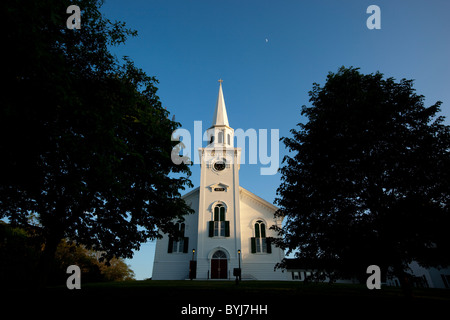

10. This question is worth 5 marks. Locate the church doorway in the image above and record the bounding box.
[211,250,228,279]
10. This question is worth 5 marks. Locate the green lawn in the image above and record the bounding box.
[8,281,449,317]
[70,279,450,301]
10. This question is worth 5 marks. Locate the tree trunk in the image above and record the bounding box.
[394,266,414,299]
[37,235,61,288]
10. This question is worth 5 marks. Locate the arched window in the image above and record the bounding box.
[212,250,227,259]
[214,204,226,222]
[218,131,223,143]
[210,135,214,144]
[255,220,266,253]
[227,134,231,145]
[208,203,230,237]
[251,220,271,253]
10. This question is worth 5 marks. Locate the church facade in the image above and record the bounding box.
[152,81,288,280]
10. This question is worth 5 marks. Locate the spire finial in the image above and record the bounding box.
[211,79,229,127]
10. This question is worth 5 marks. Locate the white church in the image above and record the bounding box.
[152,81,289,280]
[152,81,450,288]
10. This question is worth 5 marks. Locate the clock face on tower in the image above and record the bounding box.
[213,158,226,171]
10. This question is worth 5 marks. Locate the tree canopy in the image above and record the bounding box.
[0,222,134,287]
[274,67,450,286]
[1,0,193,283]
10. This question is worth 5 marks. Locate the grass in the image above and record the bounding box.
[8,281,450,317]
[67,279,450,299]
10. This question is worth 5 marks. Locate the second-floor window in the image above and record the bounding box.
[209,203,230,237]
[251,220,271,253]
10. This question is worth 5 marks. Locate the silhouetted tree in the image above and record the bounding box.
[274,67,450,293]
[1,0,192,285]
[0,222,42,287]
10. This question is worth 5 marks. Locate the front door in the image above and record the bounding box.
[211,250,228,279]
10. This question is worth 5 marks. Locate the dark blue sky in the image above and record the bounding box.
[99,0,450,279]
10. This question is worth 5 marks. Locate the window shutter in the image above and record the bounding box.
[183,237,189,253]
[209,221,214,237]
[251,237,256,253]
[168,237,173,253]
[266,238,272,254]
[224,221,230,237]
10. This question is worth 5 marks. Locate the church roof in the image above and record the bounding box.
[211,80,229,127]
[239,187,279,213]
[181,186,279,213]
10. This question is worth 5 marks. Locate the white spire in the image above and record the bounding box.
[212,79,229,127]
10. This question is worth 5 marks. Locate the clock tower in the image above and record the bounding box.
[195,80,242,279]
[152,79,287,281]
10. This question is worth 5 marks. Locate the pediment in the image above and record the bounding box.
[207,182,230,192]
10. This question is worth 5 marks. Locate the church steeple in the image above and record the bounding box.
[212,79,229,127]
[207,79,234,147]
